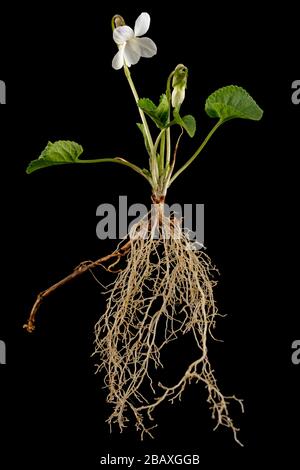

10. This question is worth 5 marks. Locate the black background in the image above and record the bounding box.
[0,1,299,467]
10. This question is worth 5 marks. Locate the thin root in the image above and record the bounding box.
[93,206,243,444]
[23,240,131,332]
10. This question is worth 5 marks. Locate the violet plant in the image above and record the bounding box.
[24,12,263,445]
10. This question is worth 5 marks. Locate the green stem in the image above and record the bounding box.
[162,128,183,195]
[165,71,174,173]
[159,131,166,175]
[77,157,152,185]
[153,129,164,155]
[166,127,171,171]
[169,119,224,186]
[124,67,153,146]
[124,65,158,186]
[123,65,158,187]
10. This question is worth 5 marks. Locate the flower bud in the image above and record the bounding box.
[171,64,188,108]
[111,14,125,31]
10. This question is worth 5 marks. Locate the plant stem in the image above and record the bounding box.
[77,157,152,184]
[159,131,166,175]
[166,127,171,171]
[123,66,158,187]
[165,71,174,173]
[162,128,183,195]
[154,129,164,155]
[153,129,166,182]
[169,119,224,186]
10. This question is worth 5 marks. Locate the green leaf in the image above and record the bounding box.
[173,109,196,137]
[156,94,169,127]
[182,115,196,137]
[136,123,151,154]
[205,85,263,122]
[138,95,169,129]
[138,98,157,115]
[27,140,83,174]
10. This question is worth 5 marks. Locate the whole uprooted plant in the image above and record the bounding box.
[24,12,263,445]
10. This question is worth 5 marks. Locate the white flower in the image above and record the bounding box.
[112,12,157,70]
[172,87,186,109]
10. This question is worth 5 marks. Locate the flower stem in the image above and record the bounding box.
[169,119,224,186]
[165,71,174,172]
[123,65,158,187]
[162,128,183,193]
[159,131,166,175]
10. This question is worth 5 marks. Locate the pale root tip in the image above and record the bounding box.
[23,322,35,333]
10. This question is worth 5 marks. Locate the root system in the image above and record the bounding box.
[93,204,243,444]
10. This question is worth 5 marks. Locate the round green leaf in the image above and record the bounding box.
[205,85,263,122]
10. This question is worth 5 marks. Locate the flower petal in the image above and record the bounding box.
[112,47,125,70]
[172,87,185,108]
[113,26,134,45]
[124,39,141,67]
[136,37,157,58]
[134,12,150,37]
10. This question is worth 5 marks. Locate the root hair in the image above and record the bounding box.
[93,205,243,444]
